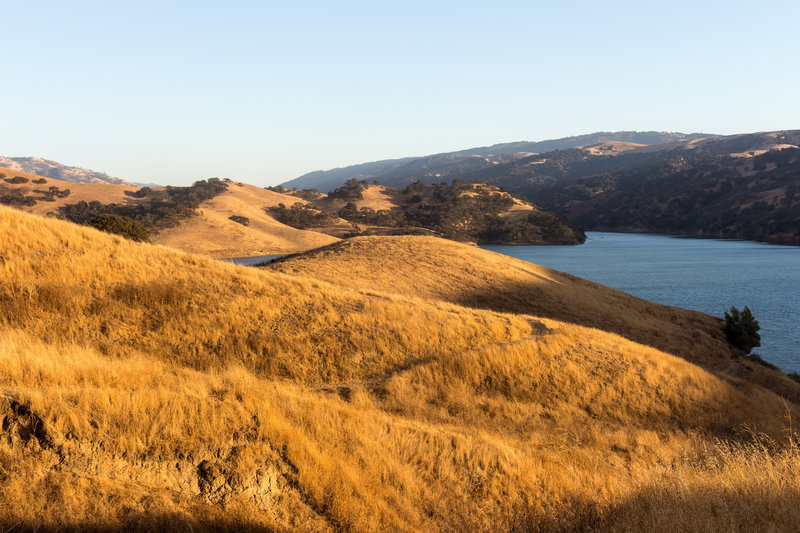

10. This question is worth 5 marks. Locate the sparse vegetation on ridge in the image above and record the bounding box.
[57,178,229,231]
[317,180,586,244]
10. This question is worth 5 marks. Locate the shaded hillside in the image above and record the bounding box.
[0,156,138,185]
[281,131,711,191]
[450,131,800,245]
[2,206,800,531]
[543,147,800,244]
[276,179,586,244]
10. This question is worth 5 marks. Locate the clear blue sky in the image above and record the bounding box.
[2,1,798,186]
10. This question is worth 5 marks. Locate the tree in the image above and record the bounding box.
[87,214,150,242]
[723,306,761,353]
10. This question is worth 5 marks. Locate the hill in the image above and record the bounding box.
[464,131,800,245]
[0,156,138,185]
[2,206,800,531]
[281,131,712,192]
[274,180,586,245]
[0,168,342,256]
[1,168,582,253]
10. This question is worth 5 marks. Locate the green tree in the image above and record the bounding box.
[87,214,150,242]
[723,306,761,353]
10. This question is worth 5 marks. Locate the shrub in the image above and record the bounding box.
[228,215,250,226]
[0,191,38,207]
[32,178,47,184]
[60,179,228,230]
[268,202,333,229]
[723,306,761,353]
[87,214,150,242]
[328,178,367,200]
[4,176,29,184]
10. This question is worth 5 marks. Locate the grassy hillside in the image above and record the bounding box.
[0,156,136,185]
[269,236,800,401]
[2,206,800,531]
[275,180,586,245]
[0,168,342,256]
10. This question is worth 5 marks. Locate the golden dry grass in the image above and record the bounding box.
[0,170,345,257]
[2,206,800,531]
[152,182,346,256]
[270,236,800,402]
[0,166,139,215]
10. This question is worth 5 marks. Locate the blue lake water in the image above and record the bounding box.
[224,255,283,266]
[482,232,800,373]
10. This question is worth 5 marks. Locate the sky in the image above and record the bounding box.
[2,0,798,186]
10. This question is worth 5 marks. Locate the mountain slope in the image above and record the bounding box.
[2,206,800,531]
[0,156,137,185]
[467,131,800,245]
[281,131,712,192]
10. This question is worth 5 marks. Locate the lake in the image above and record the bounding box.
[224,255,284,266]
[482,232,800,373]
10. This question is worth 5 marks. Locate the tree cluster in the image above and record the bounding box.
[268,202,333,229]
[59,178,229,230]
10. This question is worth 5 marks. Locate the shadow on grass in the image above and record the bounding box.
[0,515,277,532]
[451,279,800,404]
[508,485,800,533]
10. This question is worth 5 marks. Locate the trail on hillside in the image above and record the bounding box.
[313,319,548,394]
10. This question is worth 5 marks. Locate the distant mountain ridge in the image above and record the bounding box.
[462,130,800,245]
[0,156,139,186]
[282,131,714,191]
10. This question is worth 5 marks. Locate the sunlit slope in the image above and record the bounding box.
[153,182,344,256]
[2,207,800,531]
[0,172,343,256]
[0,166,138,214]
[0,206,528,385]
[270,236,800,400]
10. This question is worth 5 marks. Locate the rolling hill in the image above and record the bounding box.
[465,131,800,244]
[282,129,800,245]
[1,167,585,253]
[0,156,139,185]
[281,131,711,192]
[0,168,344,256]
[2,206,800,530]
[278,179,586,245]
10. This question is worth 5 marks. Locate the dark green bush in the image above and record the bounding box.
[4,176,29,184]
[0,189,38,207]
[60,179,228,230]
[32,178,47,184]
[228,215,250,226]
[268,202,333,229]
[328,178,367,200]
[87,214,150,242]
[723,306,761,353]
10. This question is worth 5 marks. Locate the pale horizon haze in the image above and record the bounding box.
[2,0,798,186]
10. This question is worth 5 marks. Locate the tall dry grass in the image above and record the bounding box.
[270,235,800,401]
[2,206,800,531]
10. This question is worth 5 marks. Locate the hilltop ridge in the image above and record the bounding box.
[282,131,711,192]
[0,156,139,186]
